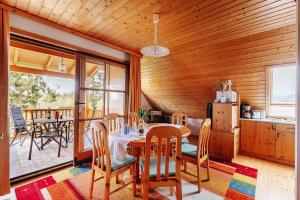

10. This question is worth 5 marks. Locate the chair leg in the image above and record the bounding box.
[169,187,174,196]
[58,136,62,157]
[20,133,29,146]
[41,137,43,150]
[116,174,120,184]
[206,158,210,181]
[28,132,34,160]
[104,175,110,200]
[10,133,19,146]
[142,181,149,200]
[132,165,137,197]
[89,168,95,199]
[197,163,202,193]
[176,178,182,200]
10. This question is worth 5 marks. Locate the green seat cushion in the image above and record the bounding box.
[182,143,197,157]
[97,155,137,171]
[182,137,189,144]
[141,156,176,178]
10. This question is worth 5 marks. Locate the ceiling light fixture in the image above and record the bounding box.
[141,14,170,57]
[59,57,67,73]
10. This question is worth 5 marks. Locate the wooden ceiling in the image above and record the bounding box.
[9,42,103,79]
[1,0,296,54]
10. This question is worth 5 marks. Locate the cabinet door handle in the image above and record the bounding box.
[277,132,280,139]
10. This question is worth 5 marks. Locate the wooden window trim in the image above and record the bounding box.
[266,63,296,119]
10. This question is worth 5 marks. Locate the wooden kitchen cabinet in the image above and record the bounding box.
[209,128,240,162]
[240,120,294,166]
[212,103,238,131]
[240,120,276,158]
[275,124,295,165]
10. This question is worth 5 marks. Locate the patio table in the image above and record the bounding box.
[28,117,74,159]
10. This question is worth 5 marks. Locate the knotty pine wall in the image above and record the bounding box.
[141,24,296,118]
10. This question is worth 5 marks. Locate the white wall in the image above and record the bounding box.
[9,13,129,61]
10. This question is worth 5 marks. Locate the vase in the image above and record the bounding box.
[138,118,144,135]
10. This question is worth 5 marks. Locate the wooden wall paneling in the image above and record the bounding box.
[142,24,296,118]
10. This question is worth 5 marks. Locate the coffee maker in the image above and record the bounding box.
[241,104,252,119]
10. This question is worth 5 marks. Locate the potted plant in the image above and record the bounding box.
[137,108,150,134]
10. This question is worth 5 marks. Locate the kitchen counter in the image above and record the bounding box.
[240,118,296,125]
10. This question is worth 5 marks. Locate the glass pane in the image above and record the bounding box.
[80,59,105,89]
[106,63,126,91]
[105,92,125,115]
[79,120,95,151]
[271,65,296,104]
[79,90,104,119]
[269,105,295,118]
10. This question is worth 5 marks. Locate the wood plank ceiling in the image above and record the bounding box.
[1,0,297,117]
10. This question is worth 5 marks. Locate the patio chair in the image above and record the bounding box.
[10,106,41,159]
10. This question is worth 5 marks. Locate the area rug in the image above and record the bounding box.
[13,161,257,200]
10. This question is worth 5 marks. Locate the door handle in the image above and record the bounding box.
[0,132,3,140]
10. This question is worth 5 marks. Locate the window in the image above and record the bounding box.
[267,64,296,118]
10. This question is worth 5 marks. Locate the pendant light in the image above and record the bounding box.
[141,14,170,57]
[59,57,67,73]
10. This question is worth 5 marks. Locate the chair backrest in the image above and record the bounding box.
[128,112,138,128]
[144,126,182,182]
[106,113,120,134]
[31,109,47,124]
[171,112,188,127]
[197,118,212,160]
[90,120,111,173]
[10,107,26,129]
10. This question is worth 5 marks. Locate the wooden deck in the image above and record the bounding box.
[10,132,92,179]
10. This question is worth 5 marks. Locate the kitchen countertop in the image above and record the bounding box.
[240,117,296,125]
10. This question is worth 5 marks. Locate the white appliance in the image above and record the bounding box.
[216,91,237,103]
[252,110,266,119]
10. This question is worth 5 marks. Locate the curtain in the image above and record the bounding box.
[0,8,10,195]
[129,54,141,112]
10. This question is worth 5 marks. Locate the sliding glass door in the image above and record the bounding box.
[74,53,128,163]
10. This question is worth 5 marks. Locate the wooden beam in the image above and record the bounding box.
[13,48,19,65]
[0,3,141,57]
[10,40,75,59]
[10,65,74,79]
[44,55,53,70]
[88,64,102,78]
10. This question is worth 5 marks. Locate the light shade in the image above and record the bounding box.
[59,62,67,73]
[141,45,170,57]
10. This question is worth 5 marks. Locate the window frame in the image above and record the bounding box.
[266,63,296,119]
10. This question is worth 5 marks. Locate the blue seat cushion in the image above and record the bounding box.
[182,143,197,157]
[97,155,137,171]
[141,156,176,178]
[182,137,189,144]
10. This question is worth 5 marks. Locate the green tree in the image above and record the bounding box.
[88,68,104,117]
[9,72,58,109]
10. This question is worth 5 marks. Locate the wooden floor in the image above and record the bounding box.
[188,135,295,200]
[233,155,295,200]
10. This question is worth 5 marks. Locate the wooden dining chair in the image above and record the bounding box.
[172,112,189,144]
[181,118,211,193]
[89,121,137,200]
[128,112,138,129]
[106,113,120,134]
[141,126,182,200]
[171,112,188,127]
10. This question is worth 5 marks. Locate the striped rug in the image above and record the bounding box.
[13,161,257,200]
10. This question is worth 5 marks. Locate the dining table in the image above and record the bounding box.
[108,123,191,187]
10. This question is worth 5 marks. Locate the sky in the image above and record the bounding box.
[43,76,75,94]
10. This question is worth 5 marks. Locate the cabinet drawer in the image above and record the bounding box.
[276,124,295,133]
